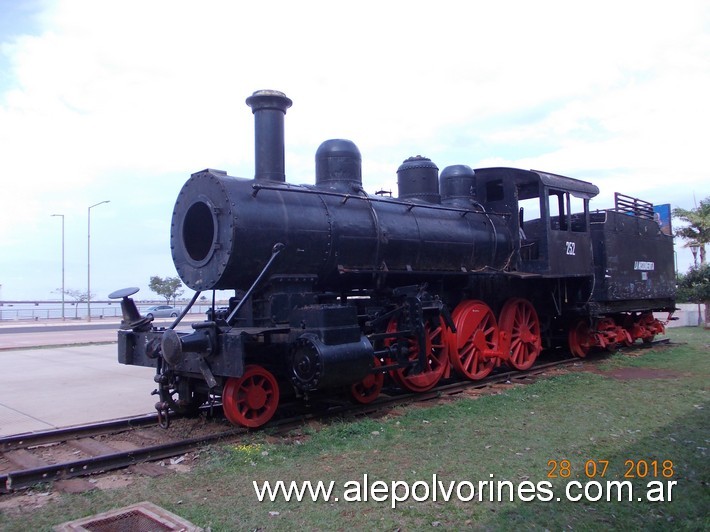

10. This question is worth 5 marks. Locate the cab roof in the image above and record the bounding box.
[474,167,600,200]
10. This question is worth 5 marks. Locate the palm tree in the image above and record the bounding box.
[673,197,710,265]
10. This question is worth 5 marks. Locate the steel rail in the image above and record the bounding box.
[2,428,241,492]
[0,413,161,453]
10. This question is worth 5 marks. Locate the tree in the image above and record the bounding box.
[149,276,184,305]
[673,197,710,265]
[676,264,710,328]
[54,288,91,319]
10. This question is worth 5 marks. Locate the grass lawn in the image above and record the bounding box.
[1,327,708,531]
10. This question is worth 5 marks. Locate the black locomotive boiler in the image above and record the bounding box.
[112,90,675,428]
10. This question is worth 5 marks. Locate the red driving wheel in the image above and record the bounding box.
[386,317,449,392]
[448,300,498,380]
[499,298,541,370]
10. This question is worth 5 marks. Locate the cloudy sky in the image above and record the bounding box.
[1,0,708,301]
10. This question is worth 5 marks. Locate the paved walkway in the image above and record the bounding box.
[0,318,174,437]
[0,344,156,436]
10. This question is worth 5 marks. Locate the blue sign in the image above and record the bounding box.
[653,204,672,236]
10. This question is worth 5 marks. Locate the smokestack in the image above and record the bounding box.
[245,90,293,182]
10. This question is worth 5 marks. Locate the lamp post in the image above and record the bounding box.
[690,243,701,326]
[88,200,110,322]
[51,214,65,321]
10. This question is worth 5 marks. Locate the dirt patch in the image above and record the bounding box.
[54,478,96,493]
[91,473,136,490]
[0,491,59,515]
[583,366,684,380]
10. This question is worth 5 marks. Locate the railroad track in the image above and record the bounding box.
[1,343,665,493]
[0,415,242,493]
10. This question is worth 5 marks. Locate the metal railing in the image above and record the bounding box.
[0,303,215,321]
[612,192,655,220]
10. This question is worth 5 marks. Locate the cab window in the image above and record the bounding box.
[549,190,568,230]
[549,189,587,232]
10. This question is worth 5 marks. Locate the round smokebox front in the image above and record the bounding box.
[171,170,235,291]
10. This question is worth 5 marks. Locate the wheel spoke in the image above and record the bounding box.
[461,342,478,373]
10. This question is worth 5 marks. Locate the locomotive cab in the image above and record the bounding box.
[473,168,599,277]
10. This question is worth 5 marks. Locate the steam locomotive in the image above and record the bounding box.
[111,90,675,428]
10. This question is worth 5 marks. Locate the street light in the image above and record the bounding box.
[88,200,110,322]
[51,214,65,321]
[690,243,701,326]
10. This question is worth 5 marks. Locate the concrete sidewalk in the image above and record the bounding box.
[0,305,226,436]
[0,319,179,436]
[0,344,157,436]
